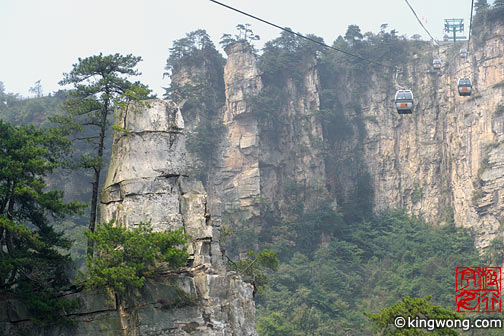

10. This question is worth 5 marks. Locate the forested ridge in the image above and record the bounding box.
[1,1,504,334]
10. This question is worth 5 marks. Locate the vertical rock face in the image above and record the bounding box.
[205,43,329,223]
[174,25,504,256]
[175,42,330,250]
[354,26,504,249]
[211,42,262,219]
[100,100,187,232]
[98,99,257,335]
[258,56,329,215]
[215,26,502,252]
[444,29,504,249]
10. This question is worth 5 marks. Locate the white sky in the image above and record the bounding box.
[0,0,483,97]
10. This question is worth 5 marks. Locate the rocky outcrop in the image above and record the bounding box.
[211,42,262,219]
[443,29,504,249]
[178,26,504,253]
[100,100,187,232]
[257,55,329,216]
[354,26,504,249]
[179,42,330,223]
[174,42,331,254]
[1,100,257,336]
[100,99,256,335]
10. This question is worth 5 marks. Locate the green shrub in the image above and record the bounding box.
[483,237,504,266]
[228,249,279,294]
[82,221,189,295]
[412,182,424,203]
[472,189,485,204]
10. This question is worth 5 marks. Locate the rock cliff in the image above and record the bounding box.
[4,21,502,336]
[176,26,504,253]
[212,42,263,219]
[175,42,331,254]
[356,25,504,250]
[1,100,257,336]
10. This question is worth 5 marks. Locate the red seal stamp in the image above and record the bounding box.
[456,267,501,313]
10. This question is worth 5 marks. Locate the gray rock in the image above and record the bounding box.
[1,99,256,336]
[6,299,29,322]
[99,99,256,335]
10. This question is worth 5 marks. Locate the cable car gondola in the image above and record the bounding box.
[394,90,414,114]
[460,48,468,58]
[432,59,442,70]
[457,78,472,96]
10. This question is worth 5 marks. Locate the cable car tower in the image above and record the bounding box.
[444,18,466,43]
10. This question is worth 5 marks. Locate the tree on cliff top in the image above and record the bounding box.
[29,80,43,98]
[164,29,224,78]
[475,0,489,14]
[492,0,504,19]
[220,23,260,50]
[52,53,152,256]
[163,29,225,107]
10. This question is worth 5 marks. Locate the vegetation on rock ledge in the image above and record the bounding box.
[81,221,189,296]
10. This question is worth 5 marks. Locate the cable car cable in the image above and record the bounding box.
[468,0,474,50]
[402,0,439,45]
[209,0,433,103]
[208,0,396,70]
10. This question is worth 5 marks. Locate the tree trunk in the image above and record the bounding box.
[4,184,17,286]
[87,104,109,257]
[87,166,101,256]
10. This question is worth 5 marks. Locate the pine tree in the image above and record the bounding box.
[52,53,152,255]
[344,25,363,46]
[0,120,83,291]
[494,0,504,9]
[366,297,463,335]
[490,0,504,21]
[474,0,489,14]
[29,80,43,98]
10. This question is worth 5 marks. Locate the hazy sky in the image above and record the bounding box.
[0,0,482,97]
